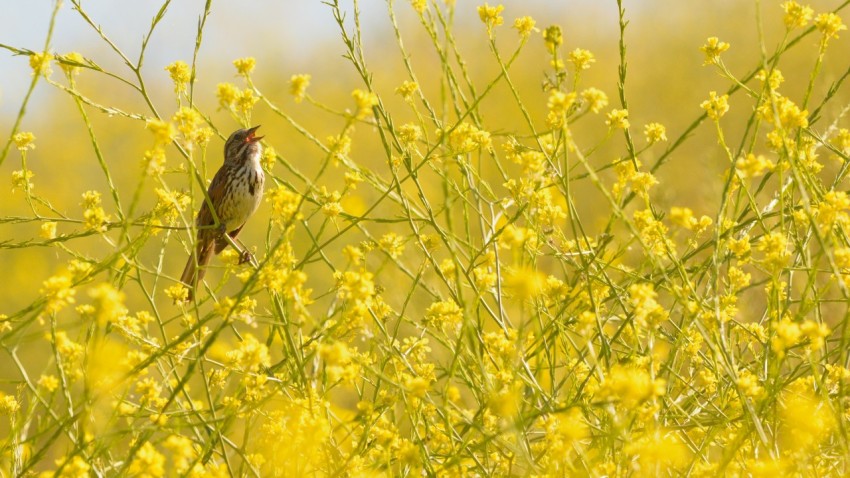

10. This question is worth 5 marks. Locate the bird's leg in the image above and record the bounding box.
[238,250,254,265]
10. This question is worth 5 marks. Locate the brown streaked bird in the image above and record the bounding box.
[180,126,265,300]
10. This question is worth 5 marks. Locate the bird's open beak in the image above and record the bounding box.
[246,125,263,143]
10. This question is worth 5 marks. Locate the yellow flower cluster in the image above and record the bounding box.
[700,91,729,120]
[165,60,191,94]
[445,122,491,152]
[699,37,730,65]
[289,74,311,102]
[513,16,536,38]
[781,1,813,29]
[81,190,110,232]
[477,3,504,33]
[605,108,629,129]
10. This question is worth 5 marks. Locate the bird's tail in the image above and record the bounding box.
[180,240,214,301]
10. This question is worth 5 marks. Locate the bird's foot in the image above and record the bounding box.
[238,250,254,265]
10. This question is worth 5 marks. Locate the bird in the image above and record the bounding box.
[180,126,265,300]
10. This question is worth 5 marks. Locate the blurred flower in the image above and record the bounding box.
[815,12,846,40]
[233,57,256,76]
[644,122,667,143]
[781,1,813,29]
[146,119,175,146]
[0,392,20,415]
[477,3,504,33]
[581,87,608,113]
[289,74,311,103]
[699,37,730,65]
[410,0,427,13]
[352,89,378,119]
[379,232,405,258]
[128,442,165,478]
[40,221,57,239]
[41,272,76,315]
[29,51,53,77]
[11,169,34,192]
[423,300,463,332]
[605,109,630,129]
[58,51,84,76]
[568,48,595,70]
[543,25,563,53]
[172,106,202,139]
[397,123,422,146]
[81,190,110,232]
[445,122,491,152]
[513,16,537,38]
[165,60,191,94]
[217,82,239,109]
[165,284,189,304]
[755,68,784,91]
[236,88,259,118]
[395,80,419,102]
[13,131,36,151]
[700,91,729,120]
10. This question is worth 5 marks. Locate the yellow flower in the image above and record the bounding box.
[446,122,491,152]
[165,284,189,304]
[41,273,76,315]
[581,87,608,113]
[644,122,667,143]
[233,57,256,76]
[781,1,813,29]
[128,442,165,478]
[146,119,175,146]
[568,48,595,70]
[88,283,127,327]
[815,12,846,40]
[0,392,20,415]
[543,25,563,53]
[513,16,537,38]
[605,109,630,129]
[424,299,463,333]
[410,0,427,13]
[81,191,110,232]
[236,88,259,117]
[699,37,730,65]
[352,89,378,119]
[38,375,59,392]
[755,68,784,91]
[378,232,406,258]
[597,363,665,407]
[165,60,191,93]
[29,51,53,77]
[11,170,35,193]
[13,131,36,151]
[477,3,504,33]
[700,91,729,120]
[227,334,271,372]
[547,90,577,128]
[395,80,419,102]
[216,82,239,109]
[58,51,84,76]
[327,134,352,163]
[397,123,422,146]
[172,107,202,139]
[289,74,311,103]
[779,391,835,450]
[40,222,57,239]
[735,153,775,179]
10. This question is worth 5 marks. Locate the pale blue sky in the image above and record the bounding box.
[0,1,617,119]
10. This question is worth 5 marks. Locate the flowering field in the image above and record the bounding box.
[2,0,850,476]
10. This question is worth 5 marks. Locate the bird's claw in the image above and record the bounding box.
[238,250,254,265]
